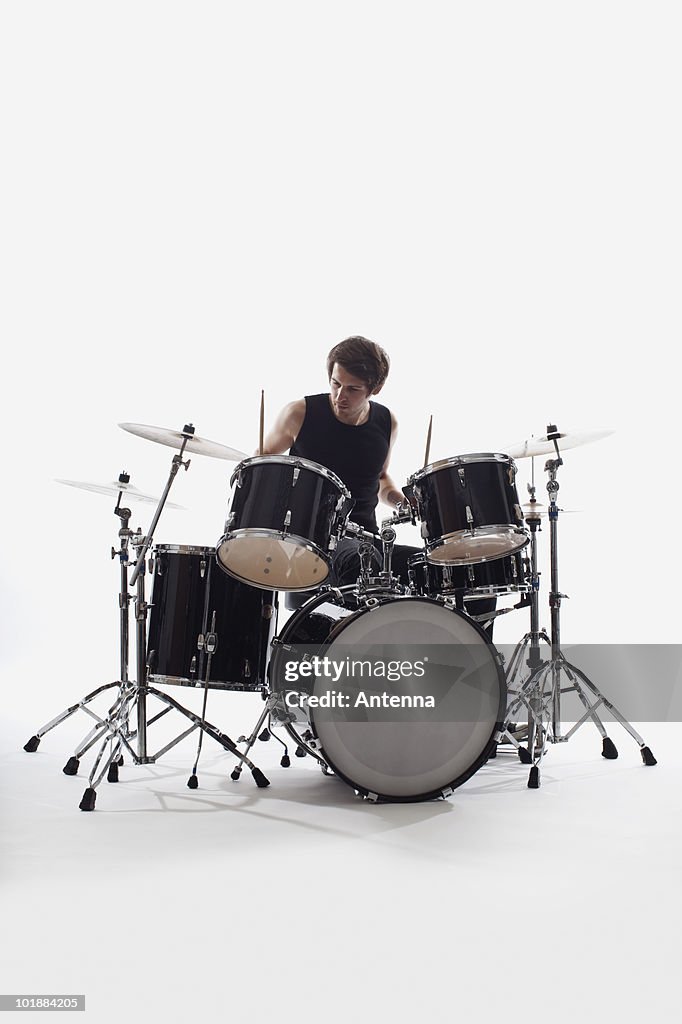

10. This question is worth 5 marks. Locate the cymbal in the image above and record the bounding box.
[119,422,247,462]
[521,501,579,518]
[56,479,186,509]
[502,428,614,460]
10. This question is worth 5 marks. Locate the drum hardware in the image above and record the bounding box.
[129,424,196,588]
[25,454,272,810]
[502,428,657,787]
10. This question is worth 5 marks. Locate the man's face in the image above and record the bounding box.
[329,363,373,422]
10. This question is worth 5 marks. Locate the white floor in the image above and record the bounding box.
[1,696,679,1024]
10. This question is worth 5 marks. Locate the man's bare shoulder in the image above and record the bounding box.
[281,398,307,433]
[260,398,307,454]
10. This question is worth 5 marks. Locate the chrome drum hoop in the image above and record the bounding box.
[230,454,351,499]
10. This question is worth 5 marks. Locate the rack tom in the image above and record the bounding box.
[406,453,528,565]
[408,551,528,599]
[216,456,353,591]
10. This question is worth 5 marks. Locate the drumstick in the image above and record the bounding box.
[259,390,265,456]
[423,415,433,467]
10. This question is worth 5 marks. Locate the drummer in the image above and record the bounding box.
[260,335,417,585]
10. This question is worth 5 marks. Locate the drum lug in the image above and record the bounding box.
[224,512,235,532]
[200,558,207,578]
[243,659,251,678]
[284,510,292,530]
[292,466,300,486]
[270,637,292,651]
[466,505,474,530]
[205,632,217,654]
[440,787,454,799]
[420,522,429,539]
[189,655,197,677]
[514,504,523,522]
[508,465,516,485]
[328,534,337,551]
[458,468,466,487]
[365,791,379,803]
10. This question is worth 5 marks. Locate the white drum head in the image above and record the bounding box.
[217,533,330,590]
[428,527,528,564]
[309,598,504,800]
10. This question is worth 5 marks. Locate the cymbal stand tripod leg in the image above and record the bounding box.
[23,491,135,763]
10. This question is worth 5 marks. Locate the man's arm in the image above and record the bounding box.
[256,399,306,455]
[377,412,406,508]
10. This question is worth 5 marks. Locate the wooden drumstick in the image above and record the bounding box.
[259,390,265,456]
[423,415,433,467]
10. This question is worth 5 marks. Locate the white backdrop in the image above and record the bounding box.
[2,0,680,694]
[2,5,681,1023]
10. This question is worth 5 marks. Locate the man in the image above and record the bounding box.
[261,335,415,586]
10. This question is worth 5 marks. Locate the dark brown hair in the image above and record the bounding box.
[326,336,390,392]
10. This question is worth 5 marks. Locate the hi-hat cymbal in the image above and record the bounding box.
[521,501,579,518]
[502,428,614,460]
[119,422,247,462]
[56,479,186,509]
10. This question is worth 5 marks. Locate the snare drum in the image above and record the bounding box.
[408,550,528,598]
[269,590,505,802]
[406,453,528,564]
[216,456,352,591]
[147,545,277,689]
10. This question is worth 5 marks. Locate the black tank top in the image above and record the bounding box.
[289,393,392,532]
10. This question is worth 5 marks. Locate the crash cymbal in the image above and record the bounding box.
[119,422,247,462]
[502,428,614,460]
[56,479,186,509]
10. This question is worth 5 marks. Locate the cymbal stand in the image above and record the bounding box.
[499,469,551,755]
[23,475,137,767]
[25,435,272,809]
[502,426,657,787]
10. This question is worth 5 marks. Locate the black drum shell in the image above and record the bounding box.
[410,455,527,561]
[147,546,276,689]
[408,551,527,596]
[227,458,348,556]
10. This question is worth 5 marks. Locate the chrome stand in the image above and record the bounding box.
[25,434,271,810]
[23,475,136,767]
[500,426,657,787]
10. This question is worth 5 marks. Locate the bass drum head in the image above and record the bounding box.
[278,595,505,802]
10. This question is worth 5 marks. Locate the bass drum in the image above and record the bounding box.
[270,591,505,802]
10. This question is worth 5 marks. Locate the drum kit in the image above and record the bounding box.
[24,419,656,810]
